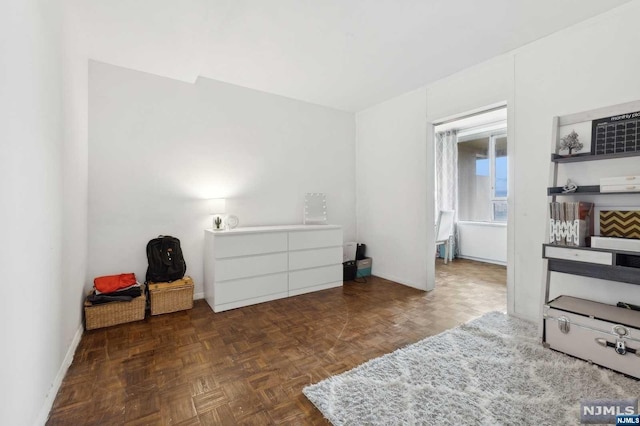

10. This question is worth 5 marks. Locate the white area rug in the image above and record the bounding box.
[303,312,640,425]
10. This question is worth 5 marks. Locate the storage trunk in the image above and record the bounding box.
[544,295,640,379]
[148,276,194,315]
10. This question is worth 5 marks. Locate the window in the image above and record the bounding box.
[457,130,508,222]
[492,135,508,222]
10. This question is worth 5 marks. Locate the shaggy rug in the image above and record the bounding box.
[303,312,640,425]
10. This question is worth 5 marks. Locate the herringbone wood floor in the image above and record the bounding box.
[47,259,506,425]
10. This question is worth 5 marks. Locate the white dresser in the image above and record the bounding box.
[203,225,343,312]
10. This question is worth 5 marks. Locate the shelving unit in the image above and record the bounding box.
[543,244,640,285]
[540,101,640,377]
[543,101,640,307]
[547,185,640,196]
[551,151,640,163]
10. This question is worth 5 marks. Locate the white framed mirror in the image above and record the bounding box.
[304,193,327,225]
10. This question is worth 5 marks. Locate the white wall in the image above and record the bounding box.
[512,0,640,320]
[457,223,507,265]
[355,57,511,291]
[89,62,355,296]
[355,88,430,289]
[356,0,640,321]
[0,1,84,424]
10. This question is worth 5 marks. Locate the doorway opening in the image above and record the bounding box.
[432,106,508,310]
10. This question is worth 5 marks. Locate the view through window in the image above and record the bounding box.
[458,131,507,222]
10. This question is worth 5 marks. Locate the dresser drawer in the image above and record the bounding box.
[215,273,288,305]
[216,253,288,281]
[289,265,342,291]
[288,229,342,250]
[214,232,287,259]
[289,246,342,270]
[544,246,612,265]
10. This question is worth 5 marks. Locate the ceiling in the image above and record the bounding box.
[75,0,631,112]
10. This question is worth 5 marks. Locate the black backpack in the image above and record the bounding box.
[145,235,187,282]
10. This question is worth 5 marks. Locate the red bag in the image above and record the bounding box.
[94,273,137,294]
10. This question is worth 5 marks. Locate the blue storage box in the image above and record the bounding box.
[356,257,372,278]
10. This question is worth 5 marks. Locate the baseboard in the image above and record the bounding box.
[35,323,83,425]
[456,255,506,266]
[193,292,204,300]
[372,271,427,291]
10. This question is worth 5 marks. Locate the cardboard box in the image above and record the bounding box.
[148,276,194,315]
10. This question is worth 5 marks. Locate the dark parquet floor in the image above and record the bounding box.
[47,258,506,425]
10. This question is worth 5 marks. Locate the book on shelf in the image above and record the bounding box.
[548,201,594,246]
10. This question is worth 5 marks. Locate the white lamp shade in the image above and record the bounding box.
[209,198,226,214]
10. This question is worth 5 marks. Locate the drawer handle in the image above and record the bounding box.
[626,186,637,190]
[625,176,637,181]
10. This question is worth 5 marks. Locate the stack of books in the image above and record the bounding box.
[549,202,594,246]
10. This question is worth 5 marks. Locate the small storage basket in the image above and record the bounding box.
[149,276,194,315]
[84,284,146,330]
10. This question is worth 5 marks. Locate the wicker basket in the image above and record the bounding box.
[149,276,194,316]
[84,284,146,330]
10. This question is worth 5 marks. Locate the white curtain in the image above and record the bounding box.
[435,130,458,258]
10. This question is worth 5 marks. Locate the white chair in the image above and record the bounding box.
[435,210,455,264]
